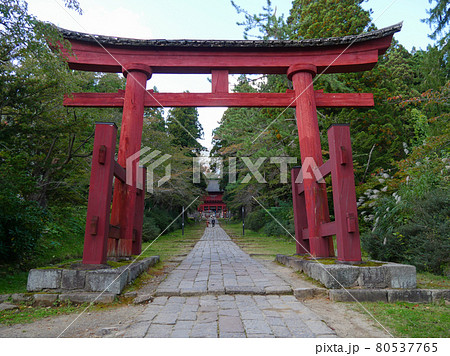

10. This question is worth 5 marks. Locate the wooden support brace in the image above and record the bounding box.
[211,69,229,93]
[132,166,146,255]
[327,124,362,262]
[82,123,117,264]
[291,167,310,254]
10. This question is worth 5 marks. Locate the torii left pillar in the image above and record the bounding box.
[288,64,334,258]
[109,63,152,257]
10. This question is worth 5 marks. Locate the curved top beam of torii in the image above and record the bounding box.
[58,23,402,75]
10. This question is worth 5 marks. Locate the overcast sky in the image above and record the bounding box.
[26,0,435,151]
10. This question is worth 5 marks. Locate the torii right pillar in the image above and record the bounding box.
[288,64,335,258]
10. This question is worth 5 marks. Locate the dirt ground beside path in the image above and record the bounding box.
[0,257,390,338]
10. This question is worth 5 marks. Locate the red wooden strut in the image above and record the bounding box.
[290,167,310,255]
[82,122,146,265]
[328,124,362,262]
[109,64,151,257]
[290,124,362,262]
[288,64,334,258]
[82,123,117,264]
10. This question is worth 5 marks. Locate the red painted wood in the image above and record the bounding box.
[211,70,229,93]
[63,91,374,108]
[327,124,362,262]
[318,159,332,180]
[109,65,151,257]
[60,36,394,74]
[291,167,310,254]
[132,167,146,255]
[319,221,336,237]
[109,225,120,240]
[290,65,334,258]
[82,123,117,264]
[114,161,126,182]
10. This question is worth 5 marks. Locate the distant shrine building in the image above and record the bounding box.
[198,180,228,218]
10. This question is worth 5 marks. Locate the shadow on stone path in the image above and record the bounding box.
[124,225,336,338]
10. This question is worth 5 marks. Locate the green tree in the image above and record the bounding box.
[231,0,289,40]
[166,105,204,154]
[287,0,374,39]
[423,0,449,50]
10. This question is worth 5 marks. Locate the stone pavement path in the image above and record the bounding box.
[124,225,336,338]
[155,226,292,296]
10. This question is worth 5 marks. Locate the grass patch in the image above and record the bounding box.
[0,270,29,294]
[222,223,296,257]
[0,303,88,326]
[350,301,450,338]
[293,256,385,267]
[0,300,126,326]
[140,222,204,262]
[417,272,450,289]
[293,270,325,288]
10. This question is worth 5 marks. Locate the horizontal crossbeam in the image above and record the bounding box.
[64,90,374,108]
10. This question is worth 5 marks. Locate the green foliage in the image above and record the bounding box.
[261,205,295,237]
[166,105,204,154]
[0,270,29,293]
[142,206,188,242]
[246,209,270,231]
[287,0,374,39]
[362,188,450,275]
[361,142,450,275]
[423,0,449,50]
[231,0,289,40]
[0,183,45,266]
[0,183,86,269]
[245,205,294,237]
[140,223,204,263]
[35,206,86,266]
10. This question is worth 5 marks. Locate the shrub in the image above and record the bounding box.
[142,207,182,242]
[35,206,86,265]
[362,187,450,275]
[0,188,46,267]
[246,209,270,231]
[142,217,161,242]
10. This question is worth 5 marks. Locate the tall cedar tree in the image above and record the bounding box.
[166,106,204,154]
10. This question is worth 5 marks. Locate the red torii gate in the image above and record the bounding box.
[58,23,401,265]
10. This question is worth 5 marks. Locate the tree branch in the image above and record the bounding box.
[362,143,376,183]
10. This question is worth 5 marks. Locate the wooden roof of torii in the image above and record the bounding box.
[59,23,401,109]
[58,23,402,75]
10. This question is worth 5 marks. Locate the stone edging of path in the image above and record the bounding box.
[154,285,293,297]
[26,256,160,295]
[277,254,449,304]
[276,254,417,289]
[0,256,161,309]
[294,287,450,303]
